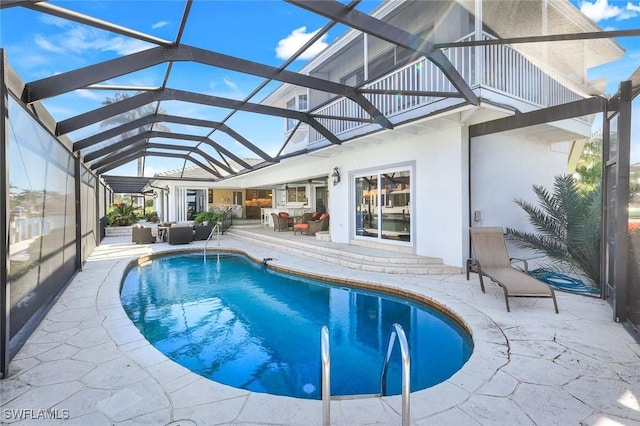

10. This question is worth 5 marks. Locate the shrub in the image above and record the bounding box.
[194,210,222,225]
[107,203,138,226]
[144,208,159,223]
[506,174,601,286]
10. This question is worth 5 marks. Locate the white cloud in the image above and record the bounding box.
[152,21,169,29]
[75,89,104,101]
[223,77,240,92]
[34,34,65,53]
[207,76,246,99]
[105,36,153,55]
[34,22,153,58]
[38,14,72,28]
[275,26,328,60]
[580,0,623,21]
[580,0,640,21]
[143,165,158,177]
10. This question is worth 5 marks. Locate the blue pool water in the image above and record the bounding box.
[120,253,473,399]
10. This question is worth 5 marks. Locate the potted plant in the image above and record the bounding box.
[194,210,222,226]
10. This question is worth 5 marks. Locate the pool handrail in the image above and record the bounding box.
[321,323,410,425]
[380,323,411,426]
[203,223,221,260]
[321,325,330,426]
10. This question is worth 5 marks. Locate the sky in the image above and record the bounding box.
[571,0,640,163]
[1,0,639,175]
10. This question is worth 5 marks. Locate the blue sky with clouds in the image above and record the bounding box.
[1,0,639,173]
[570,0,640,162]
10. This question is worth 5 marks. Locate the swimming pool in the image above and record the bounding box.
[120,252,473,399]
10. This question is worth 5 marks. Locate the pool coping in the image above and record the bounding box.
[110,244,507,424]
[3,236,638,425]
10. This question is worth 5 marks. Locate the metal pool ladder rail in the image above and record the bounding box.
[203,223,221,261]
[320,325,330,426]
[320,323,411,426]
[381,323,411,426]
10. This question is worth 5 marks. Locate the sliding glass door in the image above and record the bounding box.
[354,167,412,243]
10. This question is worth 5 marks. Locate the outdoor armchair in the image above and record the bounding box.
[271,213,291,231]
[132,225,155,244]
[293,212,314,235]
[467,227,558,313]
[307,214,329,236]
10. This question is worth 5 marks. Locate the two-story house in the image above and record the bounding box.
[152,0,622,268]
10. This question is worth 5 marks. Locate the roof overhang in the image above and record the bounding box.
[101,176,154,194]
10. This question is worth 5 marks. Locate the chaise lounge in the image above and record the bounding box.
[467,227,558,313]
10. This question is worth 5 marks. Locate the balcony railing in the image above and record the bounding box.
[308,32,585,143]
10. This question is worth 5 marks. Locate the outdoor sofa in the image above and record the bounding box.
[167,225,193,245]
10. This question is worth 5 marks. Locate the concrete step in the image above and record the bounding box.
[229,219,263,228]
[226,228,460,275]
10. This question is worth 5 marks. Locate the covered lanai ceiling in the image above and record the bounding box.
[1,0,638,194]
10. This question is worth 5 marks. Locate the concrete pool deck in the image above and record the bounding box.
[1,234,639,425]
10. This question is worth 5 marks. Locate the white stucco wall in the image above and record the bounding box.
[470,133,571,234]
[327,125,469,267]
[150,116,575,269]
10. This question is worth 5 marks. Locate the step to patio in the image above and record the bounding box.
[229,219,262,228]
[226,228,460,275]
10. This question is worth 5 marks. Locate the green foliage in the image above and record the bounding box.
[194,210,222,225]
[113,194,133,206]
[107,203,139,226]
[506,174,601,286]
[144,208,159,223]
[573,135,602,196]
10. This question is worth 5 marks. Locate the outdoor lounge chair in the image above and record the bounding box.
[467,227,558,313]
[132,225,155,244]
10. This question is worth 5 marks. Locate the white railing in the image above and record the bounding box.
[480,34,582,108]
[309,32,585,143]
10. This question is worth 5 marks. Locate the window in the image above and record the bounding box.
[340,68,364,86]
[286,97,296,131]
[286,94,308,131]
[298,94,308,111]
[287,186,308,203]
[354,169,411,243]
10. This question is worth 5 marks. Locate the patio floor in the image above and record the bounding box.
[1,233,639,425]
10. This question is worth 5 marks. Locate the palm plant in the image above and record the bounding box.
[107,202,139,226]
[506,174,601,286]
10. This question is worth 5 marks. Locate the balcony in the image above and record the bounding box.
[307,32,586,144]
